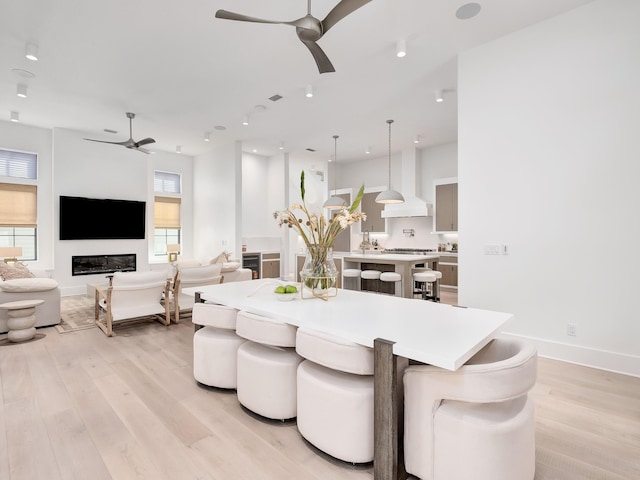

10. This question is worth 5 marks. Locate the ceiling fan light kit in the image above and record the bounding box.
[83,112,155,154]
[215,0,373,74]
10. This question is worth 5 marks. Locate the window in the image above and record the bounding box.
[0,149,38,261]
[154,171,181,256]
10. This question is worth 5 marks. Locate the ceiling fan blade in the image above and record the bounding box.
[300,39,335,74]
[135,137,155,148]
[322,0,372,33]
[83,138,130,146]
[215,9,285,25]
[133,147,151,154]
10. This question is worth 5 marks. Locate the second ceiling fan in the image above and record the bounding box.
[215,0,372,74]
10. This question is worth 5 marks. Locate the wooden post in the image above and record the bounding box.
[374,338,408,480]
[194,291,204,332]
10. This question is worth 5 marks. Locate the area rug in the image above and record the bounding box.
[56,295,96,333]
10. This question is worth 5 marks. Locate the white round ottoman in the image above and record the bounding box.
[235,310,302,420]
[295,327,374,464]
[192,303,245,389]
[237,341,302,420]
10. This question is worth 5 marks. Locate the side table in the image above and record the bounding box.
[0,299,44,342]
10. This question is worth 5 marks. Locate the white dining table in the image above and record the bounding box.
[184,279,513,480]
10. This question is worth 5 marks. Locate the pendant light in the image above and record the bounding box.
[323,135,348,209]
[376,120,404,204]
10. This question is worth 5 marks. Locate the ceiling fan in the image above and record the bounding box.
[84,112,155,154]
[215,0,372,74]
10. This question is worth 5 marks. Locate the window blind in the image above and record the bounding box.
[154,171,181,194]
[0,183,37,226]
[154,196,181,229]
[0,149,37,179]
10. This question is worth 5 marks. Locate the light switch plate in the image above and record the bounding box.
[484,244,501,255]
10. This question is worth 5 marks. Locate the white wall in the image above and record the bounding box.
[0,121,54,269]
[52,127,192,294]
[193,142,240,259]
[458,0,640,375]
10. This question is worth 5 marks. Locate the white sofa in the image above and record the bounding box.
[0,269,61,333]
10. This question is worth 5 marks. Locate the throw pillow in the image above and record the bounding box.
[221,261,241,273]
[0,262,35,281]
[211,251,231,265]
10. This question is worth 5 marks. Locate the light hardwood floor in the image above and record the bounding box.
[0,300,638,480]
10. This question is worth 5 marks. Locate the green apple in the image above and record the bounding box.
[274,286,286,294]
[285,285,298,294]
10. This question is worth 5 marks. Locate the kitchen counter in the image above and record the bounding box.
[343,253,440,299]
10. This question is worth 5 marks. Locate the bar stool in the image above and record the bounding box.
[342,268,362,291]
[380,271,402,296]
[413,270,438,301]
[235,310,302,420]
[361,270,381,293]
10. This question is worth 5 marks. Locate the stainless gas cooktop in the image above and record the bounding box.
[383,248,437,254]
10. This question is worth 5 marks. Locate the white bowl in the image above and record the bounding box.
[274,292,297,302]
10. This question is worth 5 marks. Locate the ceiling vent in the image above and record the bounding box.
[269,94,283,102]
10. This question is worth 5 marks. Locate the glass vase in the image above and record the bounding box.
[300,245,338,300]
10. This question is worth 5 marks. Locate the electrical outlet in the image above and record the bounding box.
[567,323,577,336]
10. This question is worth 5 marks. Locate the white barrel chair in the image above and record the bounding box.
[403,338,538,480]
[192,303,245,389]
[295,327,375,464]
[235,310,302,420]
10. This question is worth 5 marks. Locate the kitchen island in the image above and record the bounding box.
[343,253,440,299]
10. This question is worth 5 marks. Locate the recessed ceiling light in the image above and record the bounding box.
[279,141,284,150]
[414,135,421,144]
[456,2,481,20]
[365,146,371,154]
[25,43,38,61]
[204,132,211,142]
[305,85,314,98]
[252,149,257,153]
[396,39,407,58]
[242,116,249,126]
[214,125,226,131]
[435,90,444,103]
[16,84,27,98]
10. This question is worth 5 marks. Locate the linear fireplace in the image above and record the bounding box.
[72,254,136,276]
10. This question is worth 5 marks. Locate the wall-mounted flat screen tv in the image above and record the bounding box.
[59,196,146,240]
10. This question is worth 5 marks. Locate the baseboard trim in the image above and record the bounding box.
[501,332,640,378]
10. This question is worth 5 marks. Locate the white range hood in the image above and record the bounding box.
[381,147,432,218]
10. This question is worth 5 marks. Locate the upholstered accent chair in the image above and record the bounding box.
[171,263,223,322]
[403,337,538,480]
[94,270,171,336]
